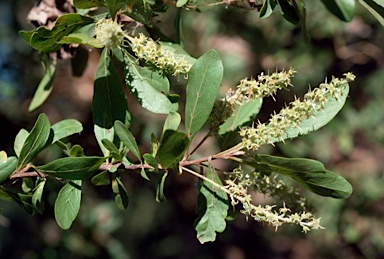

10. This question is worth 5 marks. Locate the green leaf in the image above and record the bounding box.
[101,139,123,161]
[105,0,128,19]
[218,98,262,135]
[37,156,105,180]
[51,119,83,143]
[277,0,300,24]
[359,0,384,26]
[157,130,190,169]
[185,50,223,139]
[18,113,51,167]
[22,178,34,193]
[91,170,111,186]
[176,0,188,7]
[260,0,277,18]
[18,30,34,44]
[0,157,18,184]
[93,48,130,156]
[270,82,350,143]
[32,180,46,214]
[57,33,104,48]
[0,187,12,201]
[163,112,181,133]
[195,167,228,244]
[140,168,150,181]
[123,0,152,24]
[114,121,141,162]
[28,57,56,112]
[156,171,168,202]
[320,0,355,22]
[69,145,85,157]
[112,174,129,210]
[73,0,105,8]
[159,42,196,64]
[249,154,353,198]
[27,13,95,52]
[0,151,6,162]
[9,192,35,214]
[124,58,178,114]
[54,180,82,229]
[143,153,158,171]
[14,129,29,158]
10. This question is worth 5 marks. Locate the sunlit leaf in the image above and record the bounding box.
[185,50,223,139]
[124,57,178,114]
[270,82,350,143]
[0,156,18,184]
[51,119,83,143]
[195,167,228,244]
[14,129,29,158]
[163,112,181,133]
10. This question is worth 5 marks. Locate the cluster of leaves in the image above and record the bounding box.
[3,0,384,244]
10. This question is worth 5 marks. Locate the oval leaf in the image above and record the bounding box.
[54,180,82,229]
[195,167,228,244]
[51,119,83,143]
[14,129,29,158]
[37,156,106,180]
[185,50,223,139]
[163,111,181,133]
[249,154,353,199]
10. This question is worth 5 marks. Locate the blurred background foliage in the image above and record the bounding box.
[1,0,384,258]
